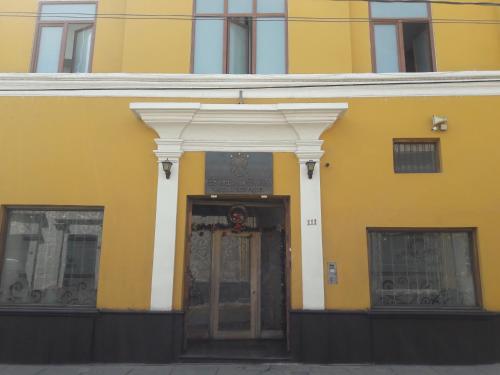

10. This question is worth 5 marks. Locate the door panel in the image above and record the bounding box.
[211,231,260,339]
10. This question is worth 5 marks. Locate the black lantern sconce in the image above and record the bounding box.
[306,160,316,179]
[162,160,173,179]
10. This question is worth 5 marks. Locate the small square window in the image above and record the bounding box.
[0,208,103,307]
[393,140,440,173]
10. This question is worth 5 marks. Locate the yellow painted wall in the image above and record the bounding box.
[0,97,157,310]
[1,96,500,313]
[120,0,193,73]
[0,0,499,73]
[431,2,500,71]
[320,96,500,311]
[0,0,38,72]
[92,0,127,73]
[288,0,353,73]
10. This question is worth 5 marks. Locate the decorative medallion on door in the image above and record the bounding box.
[186,200,287,342]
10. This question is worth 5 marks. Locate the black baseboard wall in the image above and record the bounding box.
[290,310,500,364]
[0,309,183,364]
[0,308,499,364]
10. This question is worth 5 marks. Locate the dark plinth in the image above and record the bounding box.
[290,310,500,365]
[0,308,183,364]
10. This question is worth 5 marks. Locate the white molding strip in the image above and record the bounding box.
[1,71,500,98]
[132,102,347,311]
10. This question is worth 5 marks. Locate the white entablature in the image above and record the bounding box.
[130,102,348,159]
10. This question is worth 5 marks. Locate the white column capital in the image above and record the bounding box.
[295,140,325,161]
[154,139,184,162]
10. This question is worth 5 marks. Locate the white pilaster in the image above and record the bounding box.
[150,140,183,311]
[297,146,326,310]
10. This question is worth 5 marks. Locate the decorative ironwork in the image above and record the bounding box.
[227,205,248,233]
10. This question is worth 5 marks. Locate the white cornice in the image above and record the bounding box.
[1,71,499,98]
[131,102,348,158]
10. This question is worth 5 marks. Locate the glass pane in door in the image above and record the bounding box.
[218,235,251,331]
[186,229,212,339]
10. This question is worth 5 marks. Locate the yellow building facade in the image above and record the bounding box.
[0,0,499,364]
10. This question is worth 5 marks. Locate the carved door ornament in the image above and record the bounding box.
[227,205,248,233]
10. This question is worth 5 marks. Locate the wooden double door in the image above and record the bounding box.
[210,230,261,339]
[186,201,287,342]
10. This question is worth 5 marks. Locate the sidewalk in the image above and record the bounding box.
[0,364,499,375]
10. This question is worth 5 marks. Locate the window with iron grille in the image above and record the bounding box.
[368,230,479,308]
[0,208,103,307]
[393,140,440,173]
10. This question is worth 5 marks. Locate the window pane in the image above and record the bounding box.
[194,19,224,74]
[62,24,93,73]
[403,23,432,72]
[196,0,224,14]
[0,209,103,306]
[72,27,93,73]
[36,26,63,73]
[394,141,439,173]
[374,24,399,73]
[257,0,286,13]
[370,2,428,19]
[369,231,477,307]
[40,4,97,21]
[229,19,251,74]
[229,0,253,13]
[256,18,286,74]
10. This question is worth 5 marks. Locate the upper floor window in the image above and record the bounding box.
[32,2,97,73]
[193,0,287,74]
[0,208,103,307]
[370,1,434,73]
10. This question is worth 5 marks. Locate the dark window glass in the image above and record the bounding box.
[369,230,478,308]
[0,209,103,307]
[403,23,432,73]
[393,140,440,173]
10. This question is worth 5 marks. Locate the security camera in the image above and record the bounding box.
[432,115,448,132]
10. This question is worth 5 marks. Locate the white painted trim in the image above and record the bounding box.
[1,72,500,98]
[131,103,348,152]
[133,102,346,311]
[150,141,183,311]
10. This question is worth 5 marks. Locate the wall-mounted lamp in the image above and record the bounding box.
[162,160,173,179]
[432,115,448,132]
[306,160,316,179]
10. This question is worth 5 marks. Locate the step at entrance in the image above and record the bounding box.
[180,339,291,363]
